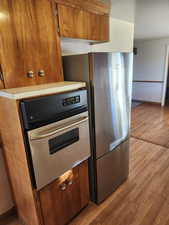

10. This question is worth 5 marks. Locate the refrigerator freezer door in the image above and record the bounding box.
[92,53,133,159]
[96,139,129,203]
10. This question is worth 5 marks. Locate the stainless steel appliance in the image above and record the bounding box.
[20,89,91,190]
[63,53,133,203]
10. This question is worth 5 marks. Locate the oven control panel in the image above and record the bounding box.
[63,96,80,106]
[20,89,87,130]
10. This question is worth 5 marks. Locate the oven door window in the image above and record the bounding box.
[48,128,79,155]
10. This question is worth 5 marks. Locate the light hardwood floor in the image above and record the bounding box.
[3,103,169,225]
[131,103,169,147]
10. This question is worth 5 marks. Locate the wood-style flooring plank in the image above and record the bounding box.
[131,103,169,147]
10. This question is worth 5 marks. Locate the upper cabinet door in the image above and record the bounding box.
[57,4,109,42]
[34,0,63,85]
[0,0,63,89]
[57,5,89,40]
[87,12,109,42]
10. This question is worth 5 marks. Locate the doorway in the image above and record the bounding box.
[165,69,169,105]
[162,45,169,106]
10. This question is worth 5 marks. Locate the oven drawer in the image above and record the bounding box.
[28,111,90,190]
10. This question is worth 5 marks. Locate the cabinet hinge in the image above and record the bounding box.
[0,71,4,81]
[55,7,58,16]
[35,193,40,201]
[54,7,60,34]
[57,25,60,34]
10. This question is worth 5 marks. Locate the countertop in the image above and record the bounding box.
[0,82,86,100]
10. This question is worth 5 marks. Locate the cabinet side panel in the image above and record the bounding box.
[0,97,40,225]
[79,160,90,207]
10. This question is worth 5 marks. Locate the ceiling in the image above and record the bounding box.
[135,0,169,40]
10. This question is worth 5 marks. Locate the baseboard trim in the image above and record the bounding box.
[132,99,161,105]
[0,207,16,221]
[133,80,164,83]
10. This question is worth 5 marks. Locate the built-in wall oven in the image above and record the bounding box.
[20,89,91,190]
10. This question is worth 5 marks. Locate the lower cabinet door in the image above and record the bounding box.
[39,161,89,225]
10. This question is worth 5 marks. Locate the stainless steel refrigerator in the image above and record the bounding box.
[63,53,133,204]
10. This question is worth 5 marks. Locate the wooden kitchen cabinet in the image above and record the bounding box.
[39,161,89,225]
[57,4,109,42]
[0,0,63,89]
[0,85,90,225]
[0,0,110,89]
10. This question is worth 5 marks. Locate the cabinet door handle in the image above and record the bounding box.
[27,71,34,78]
[0,65,4,81]
[66,180,73,186]
[30,116,88,140]
[60,183,67,191]
[0,71,4,81]
[38,70,45,77]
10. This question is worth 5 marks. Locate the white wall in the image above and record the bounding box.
[110,0,135,23]
[135,0,169,40]
[92,18,134,53]
[133,82,163,103]
[133,38,169,103]
[0,148,13,214]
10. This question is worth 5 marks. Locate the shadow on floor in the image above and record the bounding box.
[132,101,142,108]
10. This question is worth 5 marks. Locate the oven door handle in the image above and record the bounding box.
[30,116,88,140]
